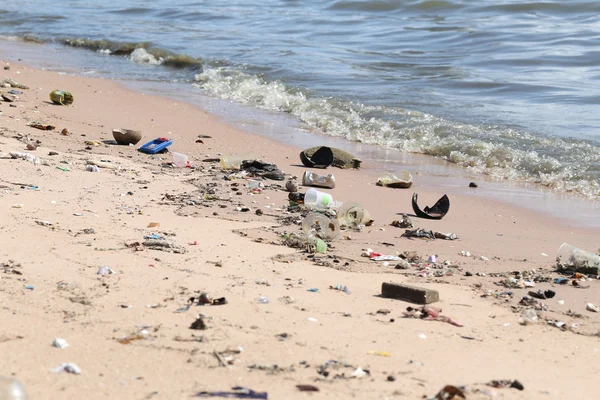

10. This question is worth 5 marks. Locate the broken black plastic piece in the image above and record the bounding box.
[300,146,334,169]
[411,193,450,220]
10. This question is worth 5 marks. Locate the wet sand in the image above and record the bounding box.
[1,56,599,399]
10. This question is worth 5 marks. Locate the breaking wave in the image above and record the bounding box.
[61,38,202,69]
[193,66,600,197]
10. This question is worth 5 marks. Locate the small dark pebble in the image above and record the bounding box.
[48,151,59,156]
[296,384,319,392]
[544,290,556,299]
[190,317,207,330]
[255,209,263,216]
[387,375,396,382]
[511,380,524,391]
[465,271,473,277]
[469,182,478,188]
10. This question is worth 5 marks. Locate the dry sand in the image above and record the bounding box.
[1,59,599,400]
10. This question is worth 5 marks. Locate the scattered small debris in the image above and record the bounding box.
[52,338,69,349]
[51,362,81,375]
[190,316,207,330]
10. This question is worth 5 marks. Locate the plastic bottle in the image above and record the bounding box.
[556,243,600,273]
[519,309,538,325]
[172,152,189,168]
[257,296,269,304]
[0,377,27,400]
[308,236,327,253]
[302,171,336,189]
[304,188,342,209]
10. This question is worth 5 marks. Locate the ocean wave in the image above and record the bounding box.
[193,66,600,197]
[61,38,202,69]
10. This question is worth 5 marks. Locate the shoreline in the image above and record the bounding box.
[1,50,599,399]
[1,38,599,230]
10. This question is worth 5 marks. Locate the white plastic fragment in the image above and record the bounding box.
[97,266,116,275]
[587,303,599,313]
[52,338,69,349]
[352,367,367,378]
[52,362,81,374]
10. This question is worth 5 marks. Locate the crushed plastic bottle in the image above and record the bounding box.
[247,180,264,194]
[302,171,335,189]
[376,170,413,188]
[519,309,539,325]
[0,376,27,400]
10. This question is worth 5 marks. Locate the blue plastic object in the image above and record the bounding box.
[138,137,172,154]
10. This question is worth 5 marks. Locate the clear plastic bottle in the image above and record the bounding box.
[519,309,539,325]
[0,377,27,400]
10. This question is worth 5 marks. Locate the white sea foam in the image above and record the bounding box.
[130,48,163,65]
[194,66,600,197]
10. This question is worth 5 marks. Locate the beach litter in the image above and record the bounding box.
[143,239,186,254]
[317,360,369,379]
[300,146,361,169]
[97,266,116,275]
[296,385,319,392]
[586,303,599,313]
[402,229,458,240]
[430,385,465,400]
[376,170,413,188]
[556,242,600,275]
[112,128,142,145]
[189,293,228,306]
[330,284,351,294]
[488,379,524,390]
[403,305,464,327]
[27,122,55,131]
[285,179,299,192]
[49,90,73,105]
[8,151,43,165]
[51,362,81,375]
[0,377,27,399]
[412,193,450,220]
[3,77,29,89]
[240,160,284,180]
[190,316,207,330]
[302,170,335,189]
[519,309,539,325]
[337,201,373,229]
[1,93,17,102]
[391,214,413,228]
[195,387,267,399]
[302,212,340,240]
[299,146,334,169]
[86,160,119,170]
[382,282,439,304]
[52,338,69,349]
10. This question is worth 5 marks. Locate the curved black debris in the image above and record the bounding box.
[300,146,334,169]
[411,193,450,220]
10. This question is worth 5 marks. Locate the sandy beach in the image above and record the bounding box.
[1,56,599,400]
